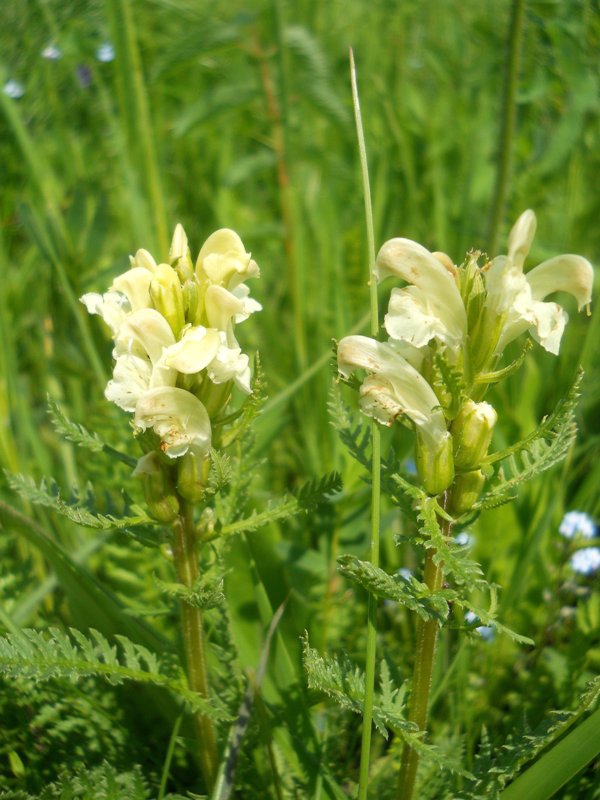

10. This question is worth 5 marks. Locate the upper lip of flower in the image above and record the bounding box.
[375,237,467,352]
[337,334,447,446]
[484,210,594,355]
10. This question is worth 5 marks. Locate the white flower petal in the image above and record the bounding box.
[526,254,594,310]
[385,286,459,349]
[162,326,221,374]
[169,223,188,262]
[204,285,245,333]
[134,387,211,458]
[337,335,446,437]
[129,249,158,273]
[197,228,259,289]
[111,267,153,311]
[208,341,251,393]
[376,238,467,350]
[507,209,537,270]
[114,309,176,363]
[105,354,152,411]
[80,291,129,335]
[528,300,567,355]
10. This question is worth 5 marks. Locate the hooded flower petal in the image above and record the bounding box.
[197,228,260,290]
[111,267,153,311]
[114,308,176,363]
[525,254,593,310]
[134,387,211,458]
[208,334,251,392]
[376,238,467,351]
[162,326,221,374]
[337,335,446,442]
[80,291,129,336]
[105,354,152,411]
[484,211,594,355]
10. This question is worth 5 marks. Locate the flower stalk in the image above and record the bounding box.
[172,499,218,791]
[397,507,450,800]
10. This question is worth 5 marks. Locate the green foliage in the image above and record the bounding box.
[463,677,600,800]
[1,0,599,796]
[5,473,158,538]
[477,370,582,509]
[0,762,150,800]
[0,628,229,721]
[337,555,451,623]
[302,635,469,777]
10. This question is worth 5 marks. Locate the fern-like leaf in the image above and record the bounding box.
[302,635,471,777]
[477,371,582,508]
[0,628,230,720]
[337,555,453,623]
[210,472,341,541]
[463,676,600,799]
[6,473,157,532]
[47,397,137,468]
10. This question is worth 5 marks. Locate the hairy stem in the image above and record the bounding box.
[397,507,451,800]
[172,501,218,791]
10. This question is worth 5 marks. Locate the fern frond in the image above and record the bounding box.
[0,628,230,721]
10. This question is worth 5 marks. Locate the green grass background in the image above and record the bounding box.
[1,0,600,797]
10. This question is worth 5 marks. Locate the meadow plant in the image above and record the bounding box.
[80,224,262,789]
[332,210,593,799]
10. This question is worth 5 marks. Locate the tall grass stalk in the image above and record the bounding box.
[487,0,527,255]
[350,49,381,800]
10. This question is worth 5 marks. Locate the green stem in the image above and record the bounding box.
[350,49,381,800]
[172,502,218,792]
[487,0,526,256]
[397,507,450,800]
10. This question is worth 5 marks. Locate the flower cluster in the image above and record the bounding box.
[338,211,594,500]
[558,510,600,575]
[81,225,260,462]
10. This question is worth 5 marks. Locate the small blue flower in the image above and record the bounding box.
[559,511,596,540]
[3,79,24,99]
[570,547,600,576]
[397,568,412,581]
[41,44,62,60]
[96,43,115,63]
[454,531,474,547]
[465,610,495,641]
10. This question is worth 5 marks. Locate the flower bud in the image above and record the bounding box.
[182,279,201,325]
[448,469,486,515]
[133,452,180,523]
[149,264,185,336]
[416,430,455,496]
[451,400,497,470]
[177,448,210,504]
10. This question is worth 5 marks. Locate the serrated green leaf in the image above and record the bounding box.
[0,627,230,721]
[337,554,452,623]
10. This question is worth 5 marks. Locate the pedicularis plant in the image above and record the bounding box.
[325,209,594,799]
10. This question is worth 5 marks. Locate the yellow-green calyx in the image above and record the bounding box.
[133,452,180,523]
[451,400,497,471]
